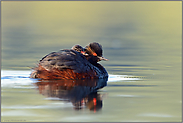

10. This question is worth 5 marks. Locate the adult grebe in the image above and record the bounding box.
[30,42,108,80]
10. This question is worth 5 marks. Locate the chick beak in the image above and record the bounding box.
[81,51,89,56]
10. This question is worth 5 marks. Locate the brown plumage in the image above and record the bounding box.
[31,65,98,79]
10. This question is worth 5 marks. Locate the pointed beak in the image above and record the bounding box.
[97,56,108,61]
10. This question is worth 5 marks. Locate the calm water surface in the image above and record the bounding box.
[1,56,181,122]
[1,41,182,122]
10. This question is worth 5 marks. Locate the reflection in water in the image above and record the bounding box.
[34,78,108,112]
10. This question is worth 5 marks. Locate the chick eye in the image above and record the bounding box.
[93,53,97,56]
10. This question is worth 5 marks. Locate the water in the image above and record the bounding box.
[1,68,181,122]
[1,1,181,122]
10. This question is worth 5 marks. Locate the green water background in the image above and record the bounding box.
[1,1,182,122]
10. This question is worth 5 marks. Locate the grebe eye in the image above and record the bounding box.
[93,53,97,56]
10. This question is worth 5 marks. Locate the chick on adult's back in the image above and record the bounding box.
[30,42,108,80]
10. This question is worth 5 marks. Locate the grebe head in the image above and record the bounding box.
[72,45,88,56]
[72,45,84,52]
[85,42,108,62]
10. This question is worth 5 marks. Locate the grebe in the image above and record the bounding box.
[30,42,108,80]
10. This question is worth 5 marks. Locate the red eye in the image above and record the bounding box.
[93,53,97,56]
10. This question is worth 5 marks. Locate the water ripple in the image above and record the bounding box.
[1,70,142,88]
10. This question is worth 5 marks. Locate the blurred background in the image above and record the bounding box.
[1,1,182,122]
[2,1,181,72]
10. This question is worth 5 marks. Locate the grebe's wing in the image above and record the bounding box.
[39,49,89,73]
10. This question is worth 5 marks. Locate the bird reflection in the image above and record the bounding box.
[34,78,107,112]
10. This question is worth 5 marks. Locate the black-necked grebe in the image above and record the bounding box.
[30,42,108,80]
